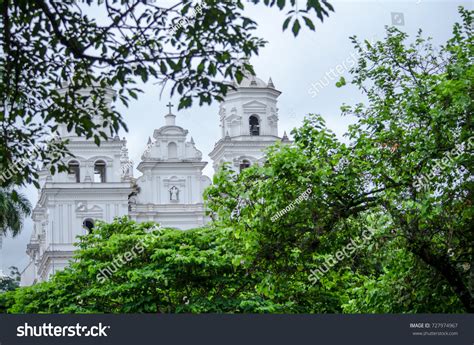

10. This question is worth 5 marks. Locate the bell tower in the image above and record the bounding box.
[21,85,134,285]
[130,104,211,230]
[209,71,286,172]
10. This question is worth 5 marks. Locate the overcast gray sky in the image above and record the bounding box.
[1,0,472,274]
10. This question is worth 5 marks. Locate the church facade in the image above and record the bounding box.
[20,72,287,286]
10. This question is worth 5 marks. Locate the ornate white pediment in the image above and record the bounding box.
[154,126,188,138]
[242,100,267,113]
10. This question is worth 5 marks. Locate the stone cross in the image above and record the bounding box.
[166,102,174,114]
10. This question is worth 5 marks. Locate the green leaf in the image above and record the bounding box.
[335,76,346,87]
[292,19,301,36]
[282,17,291,31]
[303,16,315,31]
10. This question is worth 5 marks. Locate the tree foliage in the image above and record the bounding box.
[340,7,473,311]
[0,266,20,292]
[206,7,473,312]
[0,187,31,237]
[1,7,471,315]
[0,0,333,188]
[1,218,281,313]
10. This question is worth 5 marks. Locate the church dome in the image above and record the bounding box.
[237,74,268,88]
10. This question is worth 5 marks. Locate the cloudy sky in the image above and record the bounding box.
[1,0,472,274]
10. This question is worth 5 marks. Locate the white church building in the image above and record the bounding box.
[21,71,289,285]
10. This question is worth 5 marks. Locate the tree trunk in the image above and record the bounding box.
[411,243,473,313]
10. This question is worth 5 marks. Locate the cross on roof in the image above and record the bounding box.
[166,102,174,114]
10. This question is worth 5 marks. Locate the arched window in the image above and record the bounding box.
[240,159,251,172]
[249,115,260,136]
[68,160,80,183]
[168,142,178,158]
[83,218,94,233]
[94,160,106,183]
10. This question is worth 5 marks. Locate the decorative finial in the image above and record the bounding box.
[120,145,129,158]
[190,137,195,144]
[268,77,275,88]
[282,131,289,142]
[166,101,174,114]
[147,136,152,145]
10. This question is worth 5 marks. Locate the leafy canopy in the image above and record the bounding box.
[0,0,333,188]
[1,6,471,315]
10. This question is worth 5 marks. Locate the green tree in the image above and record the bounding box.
[339,7,473,311]
[0,266,20,292]
[206,7,473,312]
[0,187,31,237]
[0,266,20,313]
[1,217,281,313]
[0,0,334,188]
